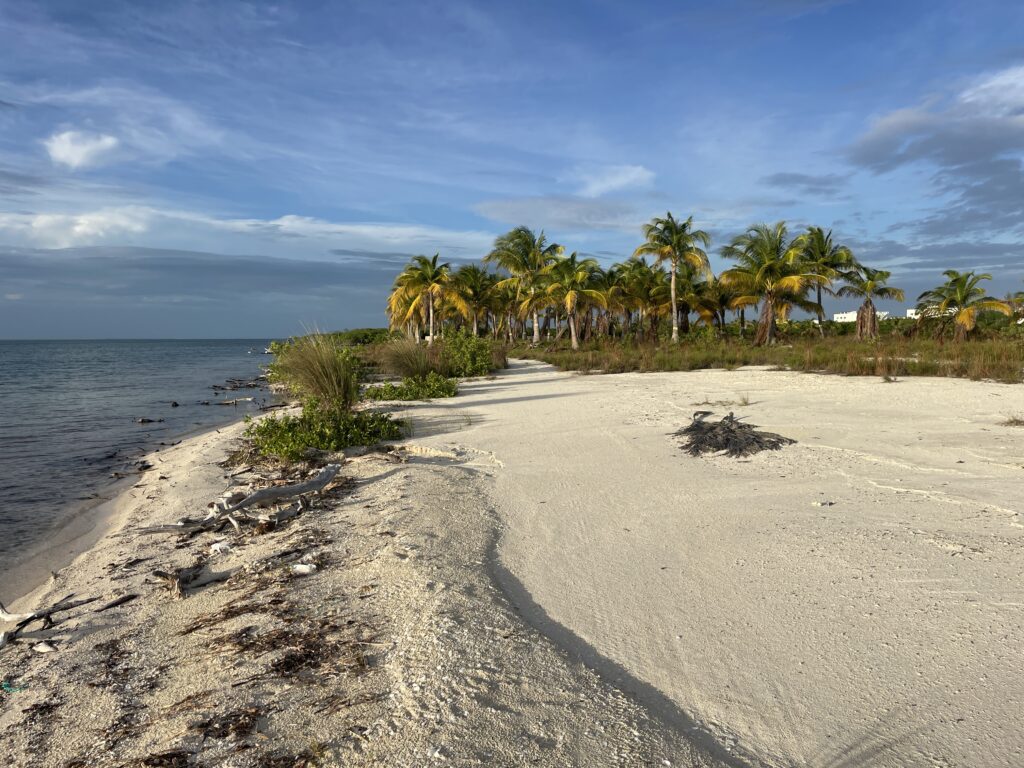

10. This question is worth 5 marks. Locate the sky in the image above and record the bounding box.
[1,0,1022,338]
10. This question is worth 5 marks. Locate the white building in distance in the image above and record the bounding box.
[833,310,889,323]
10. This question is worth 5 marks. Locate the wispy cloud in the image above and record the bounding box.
[573,164,654,198]
[475,196,641,233]
[847,63,1024,238]
[761,172,850,198]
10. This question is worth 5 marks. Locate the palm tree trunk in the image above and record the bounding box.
[427,293,435,346]
[816,284,826,337]
[569,314,579,350]
[753,297,776,346]
[472,312,478,337]
[855,299,878,340]
[670,258,679,343]
[532,309,541,344]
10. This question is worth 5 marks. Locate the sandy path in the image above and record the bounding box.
[403,360,1024,768]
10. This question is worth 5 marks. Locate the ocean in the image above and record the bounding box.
[0,339,274,569]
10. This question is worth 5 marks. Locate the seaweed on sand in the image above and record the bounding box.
[676,411,795,457]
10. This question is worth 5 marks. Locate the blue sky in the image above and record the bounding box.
[1,0,1022,337]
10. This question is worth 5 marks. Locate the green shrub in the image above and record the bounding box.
[364,372,458,401]
[267,333,361,409]
[440,331,494,377]
[245,401,404,462]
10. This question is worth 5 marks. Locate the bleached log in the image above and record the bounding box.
[218,464,341,514]
[0,594,100,653]
[0,602,36,624]
[153,565,235,599]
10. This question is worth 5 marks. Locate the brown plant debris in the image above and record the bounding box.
[191,704,270,741]
[123,750,201,768]
[676,411,796,457]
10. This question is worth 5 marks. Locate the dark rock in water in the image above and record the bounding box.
[676,412,795,458]
[136,417,165,424]
[170,401,179,407]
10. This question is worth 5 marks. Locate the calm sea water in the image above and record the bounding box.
[0,339,273,567]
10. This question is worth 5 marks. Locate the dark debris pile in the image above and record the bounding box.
[676,412,795,458]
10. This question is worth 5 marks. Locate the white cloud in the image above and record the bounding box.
[204,213,495,255]
[25,84,223,166]
[44,130,120,169]
[958,64,1024,117]
[0,205,495,255]
[574,164,654,197]
[3,293,23,300]
[0,207,151,247]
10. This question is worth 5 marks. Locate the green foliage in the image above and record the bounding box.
[245,401,404,462]
[267,333,361,409]
[329,328,397,346]
[517,337,1024,383]
[364,372,458,401]
[440,331,495,377]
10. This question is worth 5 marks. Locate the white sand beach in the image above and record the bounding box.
[400,360,1024,767]
[2,361,1023,767]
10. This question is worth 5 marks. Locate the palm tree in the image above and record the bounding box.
[633,213,711,343]
[390,253,451,345]
[916,270,1012,341]
[835,266,905,340]
[798,226,855,335]
[617,257,670,342]
[485,226,563,344]
[590,264,623,338]
[692,276,740,330]
[719,222,824,346]
[545,252,606,350]
[451,264,495,336]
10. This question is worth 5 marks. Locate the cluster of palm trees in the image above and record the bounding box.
[386,214,1018,348]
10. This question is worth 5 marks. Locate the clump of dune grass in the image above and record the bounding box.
[1001,413,1024,427]
[380,339,446,379]
[268,332,360,410]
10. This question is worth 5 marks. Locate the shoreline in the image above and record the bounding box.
[0,417,253,610]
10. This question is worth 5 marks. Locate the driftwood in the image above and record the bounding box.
[0,593,101,652]
[676,412,796,458]
[153,564,236,600]
[218,464,341,514]
[136,464,341,538]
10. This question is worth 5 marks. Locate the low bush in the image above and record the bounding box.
[364,372,458,401]
[245,401,404,462]
[440,331,496,377]
[267,333,361,409]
